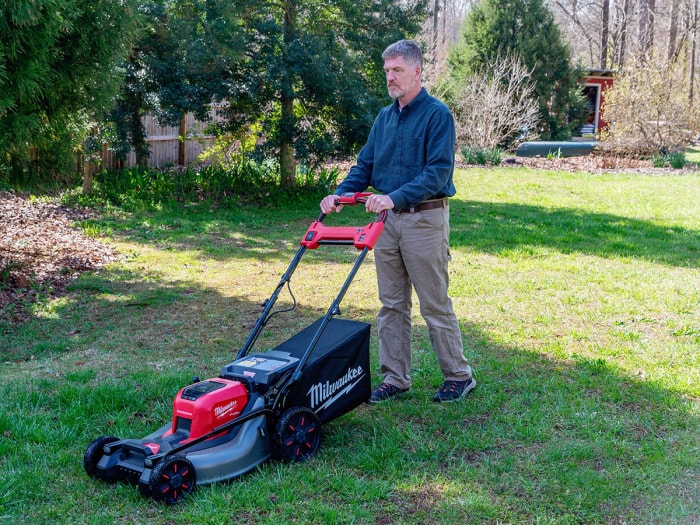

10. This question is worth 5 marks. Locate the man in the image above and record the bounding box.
[320,39,475,403]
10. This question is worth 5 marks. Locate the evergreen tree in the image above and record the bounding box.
[0,0,143,184]
[230,0,428,185]
[446,0,586,140]
[113,0,427,187]
[106,0,249,167]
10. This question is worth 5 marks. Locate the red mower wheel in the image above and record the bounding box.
[274,406,322,462]
[149,455,196,505]
[83,435,120,481]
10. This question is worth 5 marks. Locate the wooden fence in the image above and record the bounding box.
[82,110,220,176]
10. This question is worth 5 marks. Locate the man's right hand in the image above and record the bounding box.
[320,195,343,214]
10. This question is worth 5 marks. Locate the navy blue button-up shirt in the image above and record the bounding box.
[335,87,456,210]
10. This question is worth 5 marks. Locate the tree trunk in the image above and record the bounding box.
[280,94,296,188]
[600,0,610,69]
[690,0,699,105]
[433,0,440,51]
[178,115,187,166]
[638,0,656,61]
[280,0,297,188]
[82,164,93,195]
[667,0,679,62]
[617,0,631,67]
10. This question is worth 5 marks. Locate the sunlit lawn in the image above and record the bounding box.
[1,166,699,524]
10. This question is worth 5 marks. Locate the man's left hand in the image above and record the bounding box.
[365,194,394,213]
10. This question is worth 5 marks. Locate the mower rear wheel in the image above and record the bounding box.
[83,435,120,481]
[274,406,322,462]
[149,455,196,505]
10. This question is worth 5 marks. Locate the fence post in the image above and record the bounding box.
[178,115,187,166]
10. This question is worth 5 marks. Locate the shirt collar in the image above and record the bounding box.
[392,87,427,113]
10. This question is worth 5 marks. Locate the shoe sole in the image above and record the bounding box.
[433,378,477,402]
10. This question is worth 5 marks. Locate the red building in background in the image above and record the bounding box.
[579,68,615,139]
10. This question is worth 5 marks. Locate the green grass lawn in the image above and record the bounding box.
[1,166,699,524]
[687,144,700,164]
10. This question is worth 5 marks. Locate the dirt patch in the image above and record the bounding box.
[0,191,120,324]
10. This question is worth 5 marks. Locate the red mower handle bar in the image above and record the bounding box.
[301,192,387,250]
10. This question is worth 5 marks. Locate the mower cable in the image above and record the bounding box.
[263,281,297,325]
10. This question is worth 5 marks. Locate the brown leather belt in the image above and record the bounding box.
[393,198,447,214]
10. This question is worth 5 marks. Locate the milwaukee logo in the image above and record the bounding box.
[214,400,239,420]
[306,365,365,411]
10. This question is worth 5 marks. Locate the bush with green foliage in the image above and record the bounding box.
[666,152,687,169]
[461,146,503,166]
[444,0,586,141]
[651,154,667,168]
[0,0,143,185]
[65,161,340,212]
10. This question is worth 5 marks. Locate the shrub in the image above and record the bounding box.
[546,148,563,160]
[451,55,540,150]
[651,155,667,168]
[666,152,686,169]
[601,56,700,156]
[461,146,503,166]
[65,158,336,211]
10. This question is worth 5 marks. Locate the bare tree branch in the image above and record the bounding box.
[452,55,540,149]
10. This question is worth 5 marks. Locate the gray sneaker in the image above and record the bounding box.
[433,377,476,402]
[368,382,409,404]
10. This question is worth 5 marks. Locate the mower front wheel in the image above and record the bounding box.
[149,455,196,505]
[83,435,120,481]
[274,406,322,462]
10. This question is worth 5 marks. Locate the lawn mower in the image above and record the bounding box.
[83,193,385,504]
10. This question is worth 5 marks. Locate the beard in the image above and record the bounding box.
[387,76,416,100]
[387,85,403,99]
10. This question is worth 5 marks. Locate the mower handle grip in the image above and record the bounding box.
[336,192,374,206]
[306,193,386,250]
[316,192,387,223]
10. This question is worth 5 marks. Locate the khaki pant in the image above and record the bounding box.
[374,204,472,390]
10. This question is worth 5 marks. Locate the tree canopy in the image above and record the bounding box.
[108,0,428,186]
[0,0,142,183]
[446,0,586,140]
[105,0,249,165]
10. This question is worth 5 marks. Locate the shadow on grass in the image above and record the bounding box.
[451,200,700,268]
[324,321,700,523]
[87,201,370,264]
[1,259,377,364]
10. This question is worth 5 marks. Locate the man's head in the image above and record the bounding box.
[382,39,423,106]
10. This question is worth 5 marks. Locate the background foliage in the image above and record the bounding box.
[105,0,427,186]
[0,0,143,184]
[2,0,700,188]
[444,0,587,141]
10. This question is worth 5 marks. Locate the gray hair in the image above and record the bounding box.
[382,39,423,68]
